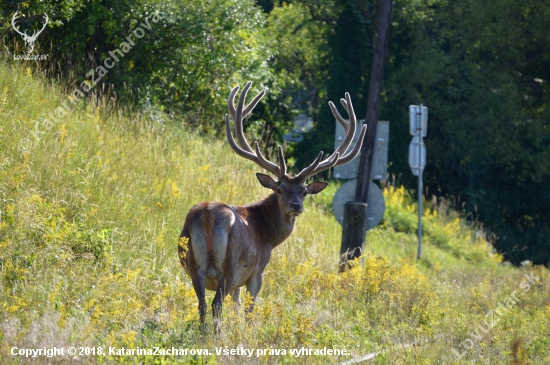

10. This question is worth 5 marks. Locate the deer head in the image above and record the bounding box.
[11,12,49,54]
[225,82,367,217]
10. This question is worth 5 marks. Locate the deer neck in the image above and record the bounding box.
[245,193,296,249]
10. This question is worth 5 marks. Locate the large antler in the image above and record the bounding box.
[295,93,367,181]
[225,82,287,180]
[225,84,365,182]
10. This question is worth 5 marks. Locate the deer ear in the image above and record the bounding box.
[306,181,328,194]
[256,173,278,189]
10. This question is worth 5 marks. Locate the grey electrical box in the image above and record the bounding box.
[333,121,389,180]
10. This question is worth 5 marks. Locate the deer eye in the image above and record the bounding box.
[276,188,283,194]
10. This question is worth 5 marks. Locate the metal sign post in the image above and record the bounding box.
[408,104,428,259]
[417,106,423,260]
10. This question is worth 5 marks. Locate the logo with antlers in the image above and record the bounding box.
[11,11,49,54]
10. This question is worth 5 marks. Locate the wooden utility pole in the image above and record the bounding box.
[339,0,393,271]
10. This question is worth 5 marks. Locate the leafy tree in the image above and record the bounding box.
[3,0,275,134]
[262,2,335,164]
[3,0,550,264]
[271,0,550,265]
[288,0,375,174]
[381,0,550,265]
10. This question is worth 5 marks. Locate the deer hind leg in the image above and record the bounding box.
[209,223,232,333]
[187,226,211,332]
[212,275,233,334]
[190,269,207,332]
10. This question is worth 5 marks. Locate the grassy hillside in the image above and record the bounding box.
[0,63,549,364]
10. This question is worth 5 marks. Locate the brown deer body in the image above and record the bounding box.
[179,82,366,332]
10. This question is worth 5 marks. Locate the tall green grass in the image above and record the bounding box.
[0,62,549,364]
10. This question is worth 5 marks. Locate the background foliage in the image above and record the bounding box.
[1,0,549,262]
[271,0,550,266]
[1,63,549,364]
[380,0,550,265]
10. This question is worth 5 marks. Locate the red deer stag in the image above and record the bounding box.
[178,82,366,332]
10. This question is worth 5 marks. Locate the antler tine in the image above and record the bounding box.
[225,114,254,159]
[225,114,279,176]
[336,124,367,165]
[227,81,265,152]
[340,97,350,111]
[253,141,280,176]
[243,90,266,116]
[305,152,340,178]
[330,101,349,133]
[296,93,366,181]
[233,82,254,154]
[319,92,357,166]
[226,83,283,177]
[295,151,324,181]
[227,83,266,137]
[277,145,287,180]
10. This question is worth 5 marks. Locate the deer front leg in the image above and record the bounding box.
[245,272,263,315]
[231,287,241,308]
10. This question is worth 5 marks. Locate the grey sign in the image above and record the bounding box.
[333,121,389,180]
[409,105,428,136]
[332,179,385,231]
[408,135,426,176]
